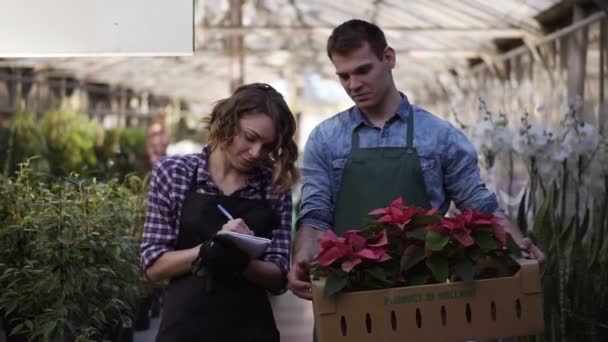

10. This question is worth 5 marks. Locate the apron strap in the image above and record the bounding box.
[259,173,267,200]
[350,105,416,149]
[188,164,199,192]
[406,105,414,148]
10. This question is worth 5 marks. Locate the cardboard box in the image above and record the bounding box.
[312,257,544,342]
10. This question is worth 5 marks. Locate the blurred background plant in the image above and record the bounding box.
[457,99,608,342]
[1,108,149,181]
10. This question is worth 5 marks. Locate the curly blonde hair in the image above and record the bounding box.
[207,83,299,193]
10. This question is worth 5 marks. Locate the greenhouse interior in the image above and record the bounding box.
[1,0,607,341]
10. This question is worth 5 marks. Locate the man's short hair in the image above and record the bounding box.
[326,19,388,60]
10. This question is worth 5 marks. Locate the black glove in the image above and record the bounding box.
[192,234,250,280]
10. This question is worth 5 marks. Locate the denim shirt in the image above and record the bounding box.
[297,95,499,231]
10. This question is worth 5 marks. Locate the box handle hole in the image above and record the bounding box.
[490,301,497,321]
[340,315,347,336]
[441,305,447,326]
[516,298,522,319]
[416,308,422,328]
[465,303,472,323]
[390,310,397,331]
[365,313,372,334]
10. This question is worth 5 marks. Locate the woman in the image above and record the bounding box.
[140,83,299,341]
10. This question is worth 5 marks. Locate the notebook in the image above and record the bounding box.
[216,231,271,258]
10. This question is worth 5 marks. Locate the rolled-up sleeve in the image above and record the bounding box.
[140,161,177,271]
[262,192,293,294]
[297,126,334,231]
[442,126,499,214]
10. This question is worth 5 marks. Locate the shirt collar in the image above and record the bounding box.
[349,93,411,130]
[193,144,267,191]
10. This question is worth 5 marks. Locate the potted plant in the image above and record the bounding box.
[310,197,541,342]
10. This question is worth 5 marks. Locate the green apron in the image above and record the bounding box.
[313,106,432,342]
[333,106,431,234]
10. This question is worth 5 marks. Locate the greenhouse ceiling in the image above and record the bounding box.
[1,0,582,106]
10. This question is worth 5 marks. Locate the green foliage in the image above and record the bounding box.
[39,110,103,176]
[2,110,151,181]
[3,111,48,176]
[0,163,150,341]
[523,178,608,341]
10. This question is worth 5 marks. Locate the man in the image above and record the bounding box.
[146,115,170,167]
[287,19,545,300]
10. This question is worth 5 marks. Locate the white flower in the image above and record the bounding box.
[537,157,560,180]
[493,127,513,154]
[513,123,550,158]
[550,140,572,162]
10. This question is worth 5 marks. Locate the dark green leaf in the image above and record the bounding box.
[506,234,522,257]
[11,324,25,336]
[517,189,528,236]
[558,215,576,255]
[366,266,392,285]
[406,227,427,240]
[426,230,449,251]
[410,215,440,227]
[401,246,426,272]
[472,230,498,250]
[576,207,590,240]
[407,274,429,286]
[531,182,557,252]
[426,255,449,283]
[324,271,348,297]
[43,320,57,337]
[454,260,474,281]
[467,246,483,263]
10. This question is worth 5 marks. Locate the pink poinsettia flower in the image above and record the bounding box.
[462,209,503,228]
[368,197,429,230]
[315,231,350,267]
[463,209,506,247]
[344,230,367,250]
[367,229,389,247]
[346,230,392,271]
[429,215,475,247]
[314,230,392,272]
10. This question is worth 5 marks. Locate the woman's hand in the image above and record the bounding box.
[221,218,254,235]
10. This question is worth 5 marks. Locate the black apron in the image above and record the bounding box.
[156,165,280,342]
[314,106,431,342]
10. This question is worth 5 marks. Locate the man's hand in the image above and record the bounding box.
[519,237,546,269]
[494,212,546,270]
[287,225,326,300]
[287,258,313,300]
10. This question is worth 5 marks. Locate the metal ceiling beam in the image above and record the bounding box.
[229,0,244,91]
[199,25,527,38]
[194,46,481,57]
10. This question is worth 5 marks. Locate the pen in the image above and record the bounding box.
[217,204,234,221]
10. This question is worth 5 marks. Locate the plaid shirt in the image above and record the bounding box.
[140,145,292,285]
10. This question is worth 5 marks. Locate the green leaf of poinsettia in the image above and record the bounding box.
[426,255,449,282]
[410,215,440,227]
[406,227,427,240]
[408,274,429,286]
[506,234,522,257]
[324,271,348,297]
[426,230,450,251]
[366,266,392,286]
[467,246,483,263]
[401,246,426,272]
[454,260,474,281]
[472,230,498,250]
